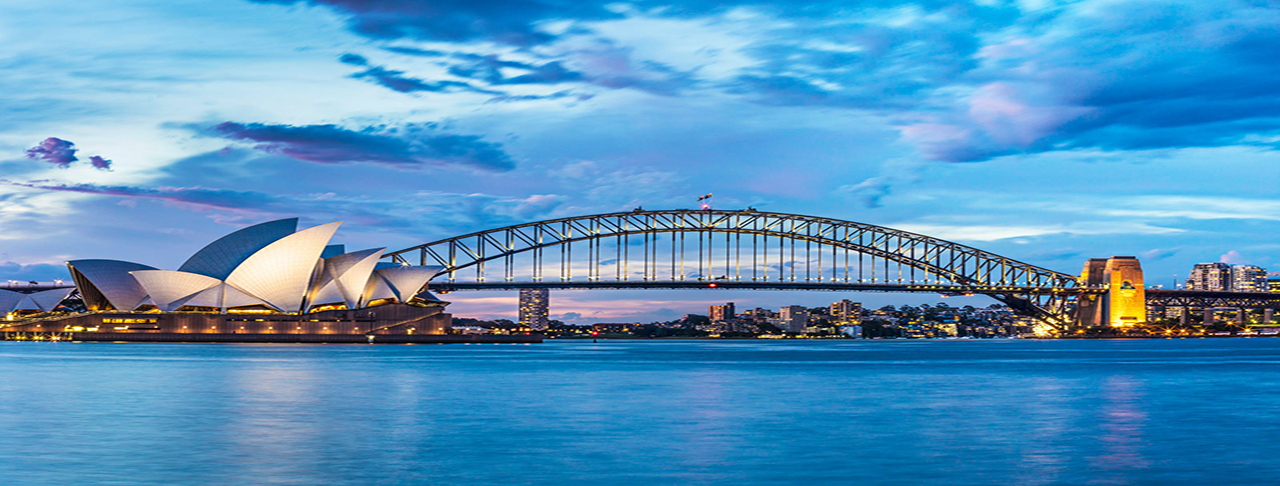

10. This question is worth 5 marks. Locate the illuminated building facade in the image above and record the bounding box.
[1231,265,1268,293]
[518,288,550,330]
[1077,256,1146,327]
[1186,262,1231,291]
[830,299,861,326]
[709,302,735,322]
[1103,256,1146,327]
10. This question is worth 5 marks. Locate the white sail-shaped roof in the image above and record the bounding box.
[0,290,25,314]
[221,284,266,308]
[68,260,158,311]
[178,218,298,280]
[361,274,396,305]
[184,284,224,308]
[225,222,341,313]
[308,281,346,308]
[373,265,444,303]
[29,288,75,312]
[325,248,385,309]
[130,270,223,312]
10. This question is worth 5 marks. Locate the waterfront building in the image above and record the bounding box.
[830,299,861,326]
[1186,262,1231,291]
[779,305,809,333]
[1269,277,1280,293]
[709,302,735,322]
[840,325,862,338]
[518,288,550,330]
[1231,265,1268,293]
[0,218,473,342]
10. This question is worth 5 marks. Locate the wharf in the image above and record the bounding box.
[1,331,542,344]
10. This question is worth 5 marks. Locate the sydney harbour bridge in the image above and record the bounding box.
[384,208,1280,332]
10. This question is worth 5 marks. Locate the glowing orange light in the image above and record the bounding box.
[709,283,717,288]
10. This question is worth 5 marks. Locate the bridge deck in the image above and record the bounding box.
[429,281,1098,295]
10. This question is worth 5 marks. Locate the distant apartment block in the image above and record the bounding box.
[1232,265,1268,293]
[1186,262,1232,291]
[830,299,861,326]
[709,302,736,322]
[518,288,550,330]
[779,305,809,333]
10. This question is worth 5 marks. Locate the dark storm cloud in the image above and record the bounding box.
[25,138,78,167]
[200,122,515,171]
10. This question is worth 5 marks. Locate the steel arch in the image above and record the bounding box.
[385,209,1083,328]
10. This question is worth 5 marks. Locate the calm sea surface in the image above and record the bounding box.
[2,338,1279,485]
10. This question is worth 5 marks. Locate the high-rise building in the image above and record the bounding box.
[830,299,862,326]
[779,305,809,333]
[1186,263,1231,291]
[518,288,549,330]
[1232,265,1268,293]
[709,302,735,322]
[1268,277,1280,293]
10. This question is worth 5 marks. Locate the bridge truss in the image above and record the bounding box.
[1146,289,1280,309]
[386,209,1090,329]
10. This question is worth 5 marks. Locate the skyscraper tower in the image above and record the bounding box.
[518,288,550,330]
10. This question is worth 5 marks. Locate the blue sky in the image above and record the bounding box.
[3,0,1279,322]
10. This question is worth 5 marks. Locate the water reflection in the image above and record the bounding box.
[0,340,1274,485]
[1091,375,1150,484]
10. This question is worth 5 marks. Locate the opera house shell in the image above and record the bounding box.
[0,219,544,343]
[65,218,446,315]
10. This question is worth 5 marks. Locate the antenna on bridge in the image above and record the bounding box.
[697,193,713,210]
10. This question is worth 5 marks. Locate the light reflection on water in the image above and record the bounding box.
[2,339,1279,485]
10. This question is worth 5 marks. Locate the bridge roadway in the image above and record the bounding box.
[429,281,1101,296]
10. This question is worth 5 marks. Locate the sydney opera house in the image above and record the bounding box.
[2,219,535,343]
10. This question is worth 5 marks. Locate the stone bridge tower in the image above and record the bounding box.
[1077,256,1146,328]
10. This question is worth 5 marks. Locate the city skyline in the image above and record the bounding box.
[4,1,1280,324]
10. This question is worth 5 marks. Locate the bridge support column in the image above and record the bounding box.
[1204,308,1215,326]
[1180,308,1189,326]
[1237,309,1246,326]
[1266,308,1273,326]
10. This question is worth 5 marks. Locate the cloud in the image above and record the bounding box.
[270,1,1280,164]
[199,122,515,171]
[1220,250,1247,265]
[891,222,1183,242]
[1140,248,1179,261]
[88,155,112,170]
[448,53,585,85]
[338,53,497,94]
[838,177,891,208]
[256,0,623,46]
[25,138,78,168]
[2,180,278,211]
[0,260,71,281]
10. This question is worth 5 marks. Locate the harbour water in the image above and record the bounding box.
[2,338,1279,485]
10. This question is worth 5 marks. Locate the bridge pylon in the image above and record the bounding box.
[1076,256,1146,328]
